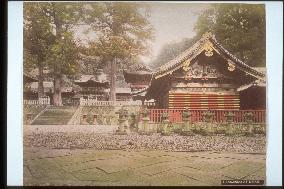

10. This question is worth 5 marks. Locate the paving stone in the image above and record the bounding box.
[106,169,152,186]
[24,177,97,186]
[54,151,121,166]
[167,151,224,162]
[149,171,204,186]
[88,157,143,173]
[197,158,238,171]
[173,166,226,186]
[243,167,266,181]
[72,167,118,182]
[58,155,123,173]
[24,148,266,186]
[129,155,172,165]
[213,152,264,161]
[136,161,184,176]
[25,149,72,160]
[27,158,76,180]
[137,150,175,157]
[24,165,33,179]
[74,168,150,185]
[243,155,266,163]
[216,161,265,179]
[169,157,212,170]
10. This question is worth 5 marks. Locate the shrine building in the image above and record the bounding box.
[132,32,266,110]
[123,63,152,93]
[74,69,110,101]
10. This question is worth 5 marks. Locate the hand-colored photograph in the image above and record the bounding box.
[23,2,266,186]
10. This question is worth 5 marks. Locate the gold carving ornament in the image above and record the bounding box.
[182,59,191,71]
[227,60,236,71]
[203,41,214,57]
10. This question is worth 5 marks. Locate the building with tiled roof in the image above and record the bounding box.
[136,32,266,110]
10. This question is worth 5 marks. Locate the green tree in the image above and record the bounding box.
[24,3,55,98]
[83,2,154,101]
[45,2,84,106]
[24,2,84,106]
[194,4,265,67]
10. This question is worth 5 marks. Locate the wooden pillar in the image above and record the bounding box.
[110,58,117,101]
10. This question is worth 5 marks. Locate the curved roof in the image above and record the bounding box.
[153,32,265,80]
[123,62,153,84]
[126,62,153,73]
[25,81,74,93]
[74,74,109,88]
[144,32,266,99]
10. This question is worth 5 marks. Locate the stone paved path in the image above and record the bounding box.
[24,147,265,186]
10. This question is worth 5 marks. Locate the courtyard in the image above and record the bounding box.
[24,147,265,186]
[24,125,266,186]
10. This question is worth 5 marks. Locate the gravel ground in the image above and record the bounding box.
[24,124,118,134]
[24,125,265,153]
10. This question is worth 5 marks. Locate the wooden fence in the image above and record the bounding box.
[24,97,50,105]
[149,109,266,123]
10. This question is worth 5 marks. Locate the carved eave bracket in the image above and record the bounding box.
[227,60,236,71]
[182,59,191,71]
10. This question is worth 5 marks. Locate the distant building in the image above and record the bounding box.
[74,69,110,101]
[24,81,75,104]
[105,87,132,101]
[123,62,152,102]
[123,63,152,92]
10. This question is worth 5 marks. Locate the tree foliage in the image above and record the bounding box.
[194,4,266,67]
[24,2,154,103]
[24,2,84,105]
[82,2,154,100]
[150,36,199,69]
[84,2,154,60]
[24,3,55,97]
[150,4,265,69]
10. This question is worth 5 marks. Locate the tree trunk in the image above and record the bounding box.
[110,58,116,101]
[38,62,44,98]
[53,74,62,106]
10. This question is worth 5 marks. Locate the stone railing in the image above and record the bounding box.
[24,97,50,105]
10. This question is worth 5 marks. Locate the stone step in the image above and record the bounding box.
[32,106,77,125]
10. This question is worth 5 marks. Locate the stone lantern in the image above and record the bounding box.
[243,112,254,135]
[161,112,171,136]
[224,112,235,135]
[181,108,193,136]
[202,111,215,135]
[138,108,150,135]
[130,113,138,131]
[115,107,130,134]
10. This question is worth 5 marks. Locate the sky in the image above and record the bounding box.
[74,2,209,64]
[140,2,209,64]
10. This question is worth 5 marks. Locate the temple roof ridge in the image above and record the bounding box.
[74,73,109,84]
[124,61,153,73]
[153,32,265,80]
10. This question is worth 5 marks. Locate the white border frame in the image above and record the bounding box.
[7,1,283,186]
